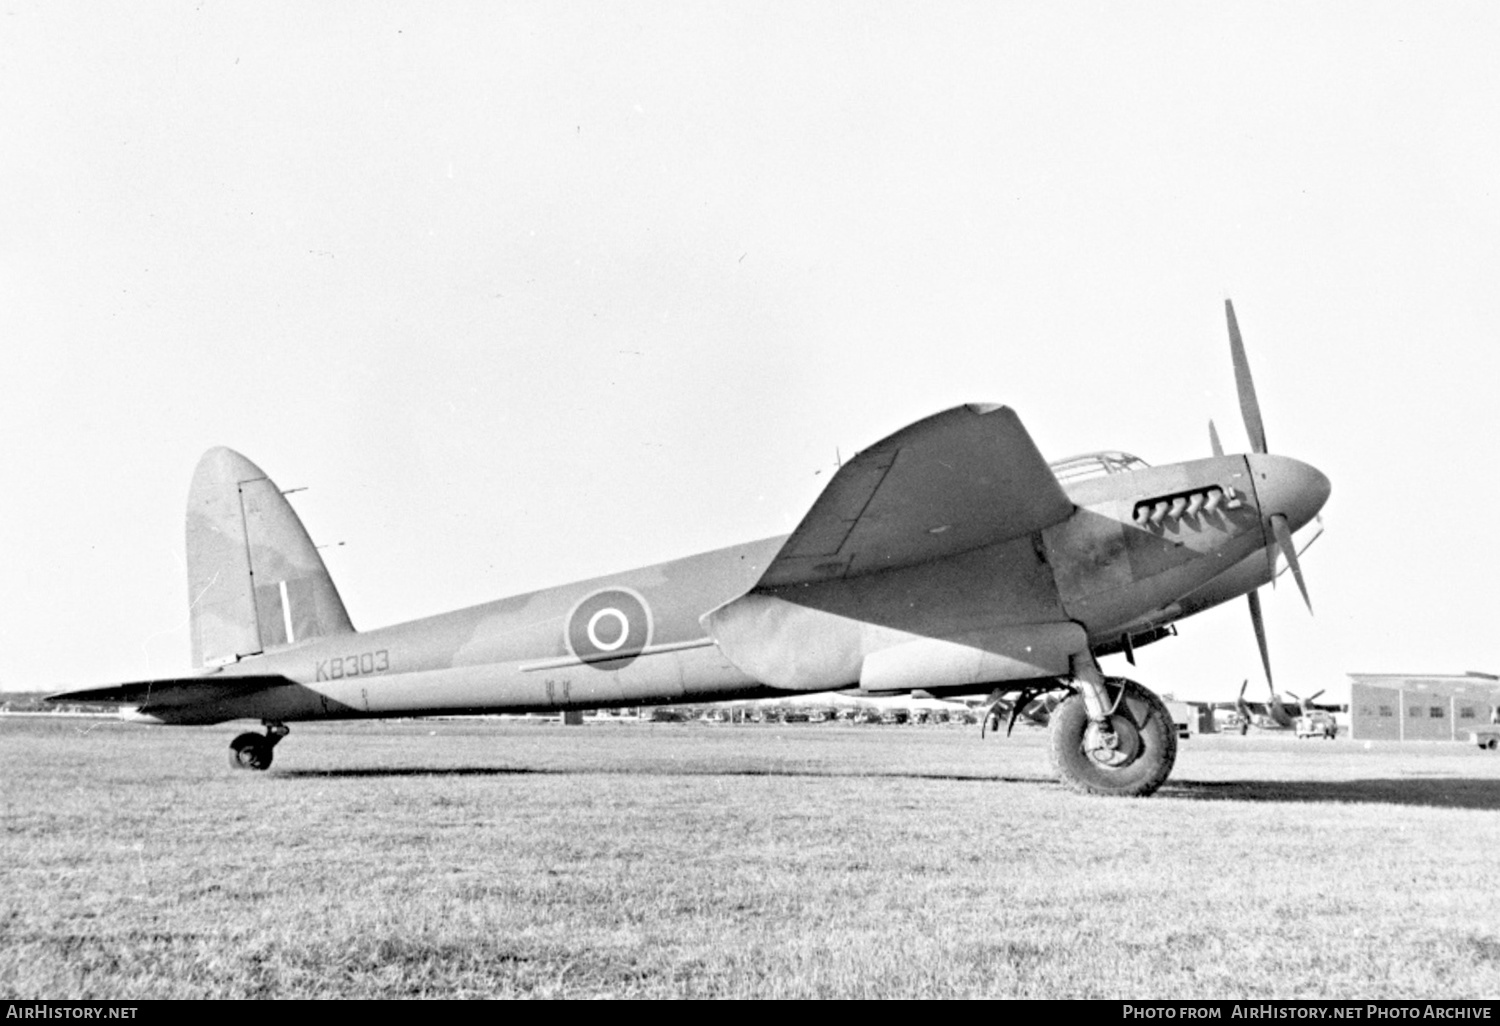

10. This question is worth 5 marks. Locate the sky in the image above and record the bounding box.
[3,2,1498,704]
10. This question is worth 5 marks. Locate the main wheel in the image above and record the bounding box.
[229,733,274,771]
[1049,678,1177,797]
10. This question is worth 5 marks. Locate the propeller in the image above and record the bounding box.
[1236,679,1254,724]
[1226,300,1268,455]
[1224,299,1315,689]
[1271,515,1311,612]
[1288,688,1326,712]
[1246,590,1273,687]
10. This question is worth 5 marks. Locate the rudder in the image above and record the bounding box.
[186,447,355,667]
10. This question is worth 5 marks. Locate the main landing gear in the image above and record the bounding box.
[228,722,288,771]
[1050,657,1177,797]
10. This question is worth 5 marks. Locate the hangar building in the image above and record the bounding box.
[1347,672,1500,741]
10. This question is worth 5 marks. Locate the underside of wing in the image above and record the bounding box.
[47,675,297,711]
[757,404,1073,589]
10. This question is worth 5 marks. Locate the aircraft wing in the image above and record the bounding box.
[757,403,1073,588]
[47,675,298,711]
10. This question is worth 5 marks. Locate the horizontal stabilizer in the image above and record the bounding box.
[756,404,1073,588]
[47,675,297,710]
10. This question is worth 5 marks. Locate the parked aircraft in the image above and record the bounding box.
[979,688,1062,735]
[1226,679,1331,731]
[707,690,975,724]
[50,301,1329,797]
[1233,678,1294,730]
[1288,689,1331,713]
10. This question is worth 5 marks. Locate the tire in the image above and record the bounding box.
[229,733,274,771]
[1049,678,1177,797]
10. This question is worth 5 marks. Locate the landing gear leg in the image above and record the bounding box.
[1070,652,1124,759]
[228,722,289,772]
[1050,658,1177,797]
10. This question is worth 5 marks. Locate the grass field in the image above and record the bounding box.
[4,715,1500,999]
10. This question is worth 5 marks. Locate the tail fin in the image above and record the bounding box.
[186,447,354,667]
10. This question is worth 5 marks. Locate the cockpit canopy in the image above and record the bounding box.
[1049,451,1151,484]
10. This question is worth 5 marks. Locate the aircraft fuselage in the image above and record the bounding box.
[157,451,1326,726]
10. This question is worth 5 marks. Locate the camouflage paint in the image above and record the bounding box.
[60,412,1328,729]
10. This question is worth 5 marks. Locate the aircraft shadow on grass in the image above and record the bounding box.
[276,765,1035,785]
[1162,778,1500,811]
[278,766,551,779]
[279,767,1500,810]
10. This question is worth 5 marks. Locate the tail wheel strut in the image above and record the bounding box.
[228,722,288,772]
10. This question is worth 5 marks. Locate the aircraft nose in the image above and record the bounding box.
[1244,454,1330,532]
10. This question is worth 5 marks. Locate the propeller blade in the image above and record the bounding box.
[1280,518,1325,565]
[1226,299,1268,454]
[1247,589,1273,688]
[1236,678,1253,727]
[1209,419,1224,457]
[1271,513,1312,613]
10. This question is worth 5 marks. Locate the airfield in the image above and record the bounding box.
[4,714,1500,999]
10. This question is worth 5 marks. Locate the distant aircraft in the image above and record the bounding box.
[1232,678,1294,730]
[1229,679,1330,731]
[1287,689,1331,714]
[979,687,1062,735]
[708,690,974,724]
[51,301,1329,797]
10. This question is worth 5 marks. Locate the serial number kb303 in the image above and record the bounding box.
[314,650,390,681]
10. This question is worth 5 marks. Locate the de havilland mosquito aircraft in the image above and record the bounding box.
[50,301,1330,797]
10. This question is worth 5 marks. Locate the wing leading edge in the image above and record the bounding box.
[756,403,1073,589]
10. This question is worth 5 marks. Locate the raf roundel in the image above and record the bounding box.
[565,588,652,669]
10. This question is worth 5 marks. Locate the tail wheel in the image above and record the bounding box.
[229,733,274,771]
[1049,678,1177,797]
